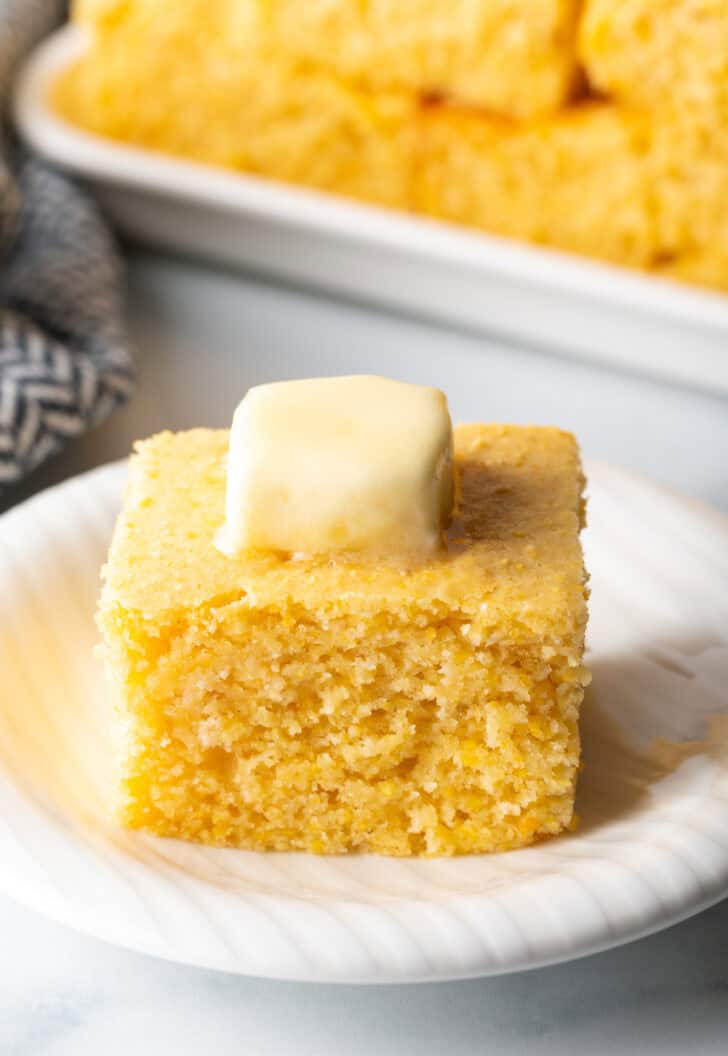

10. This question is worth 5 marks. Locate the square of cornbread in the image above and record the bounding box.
[98,425,589,857]
[234,0,582,119]
[415,103,658,269]
[56,1,415,208]
[73,0,581,119]
[647,112,728,280]
[580,0,728,114]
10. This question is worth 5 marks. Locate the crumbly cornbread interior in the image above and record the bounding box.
[98,425,589,856]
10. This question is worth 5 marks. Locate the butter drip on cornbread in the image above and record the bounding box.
[97,422,589,856]
[217,376,454,558]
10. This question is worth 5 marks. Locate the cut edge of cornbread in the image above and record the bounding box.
[98,425,589,857]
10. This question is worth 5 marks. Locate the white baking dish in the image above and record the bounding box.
[14,25,728,394]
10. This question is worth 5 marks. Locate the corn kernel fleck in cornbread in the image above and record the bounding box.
[98,425,589,856]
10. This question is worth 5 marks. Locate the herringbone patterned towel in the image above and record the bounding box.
[0,0,134,490]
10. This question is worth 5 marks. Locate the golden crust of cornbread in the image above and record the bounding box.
[416,103,657,268]
[580,0,728,113]
[74,0,581,119]
[98,425,589,857]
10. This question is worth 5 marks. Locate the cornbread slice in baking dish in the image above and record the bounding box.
[646,111,728,284]
[415,103,658,269]
[98,425,589,856]
[232,0,582,119]
[656,247,728,294]
[56,1,415,208]
[73,0,581,119]
[580,0,728,113]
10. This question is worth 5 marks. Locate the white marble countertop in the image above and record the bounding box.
[2,251,727,1054]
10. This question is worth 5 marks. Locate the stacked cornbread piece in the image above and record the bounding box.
[580,0,728,287]
[98,378,590,856]
[57,1,728,289]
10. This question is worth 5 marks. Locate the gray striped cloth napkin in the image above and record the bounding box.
[0,0,134,491]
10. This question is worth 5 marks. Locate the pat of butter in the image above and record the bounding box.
[216,375,454,557]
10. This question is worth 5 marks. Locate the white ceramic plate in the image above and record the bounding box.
[1,459,727,983]
[13,26,728,396]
